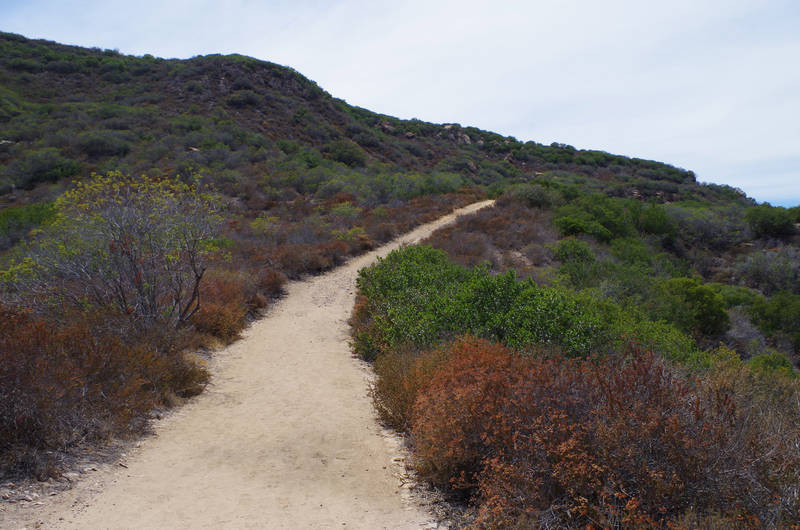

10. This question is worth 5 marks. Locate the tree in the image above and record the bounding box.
[3,172,223,328]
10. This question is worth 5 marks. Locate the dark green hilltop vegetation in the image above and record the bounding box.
[1,31,799,526]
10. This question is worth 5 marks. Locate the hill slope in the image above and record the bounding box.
[1,30,734,208]
[2,31,798,492]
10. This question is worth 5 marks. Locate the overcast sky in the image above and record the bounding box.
[2,0,798,205]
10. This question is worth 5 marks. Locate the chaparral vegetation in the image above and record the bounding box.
[1,31,799,528]
[352,183,800,526]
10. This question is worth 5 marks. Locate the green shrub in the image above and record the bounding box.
[0,202,56,248]
[226,90,261,108]
[45,60,82,74]
[352,131,380,148]
[610,237,651,265]
[745,204,796,238]
[277,139,300,155]
[3,148,80,189]
[503,183,559,208]
[324,140,366,167]
[609,310,699,365]
[636,203,675,235]
[659,277,730,337]
[552,238,604,289]
[7,57,41,72]
[502,286,602,356]
[355,245,603,358]
[76,130,131,158]
[554,195,634,242]
[747,351,797,379]
[749,291,800,351]
[554,212,613,241]
[707,283,761,309]
[552,238,595,263]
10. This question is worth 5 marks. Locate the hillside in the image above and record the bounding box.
[2,31,800,526]
[0,31,738,209]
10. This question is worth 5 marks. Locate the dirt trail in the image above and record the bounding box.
[2,200,494,530]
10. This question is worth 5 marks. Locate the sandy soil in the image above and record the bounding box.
[0,200,494,530]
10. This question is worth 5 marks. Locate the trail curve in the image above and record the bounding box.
[3,200,494,530]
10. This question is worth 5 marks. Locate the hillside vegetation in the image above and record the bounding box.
[1,30,798,525]
[353,185,800,526]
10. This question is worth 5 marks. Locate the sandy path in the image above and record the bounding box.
[3,200,493,530]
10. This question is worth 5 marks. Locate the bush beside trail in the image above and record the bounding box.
[353,244,800,528]
[0,172,484,478]
[409,337,800,528]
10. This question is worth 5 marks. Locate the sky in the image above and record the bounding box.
[2,0,798,206]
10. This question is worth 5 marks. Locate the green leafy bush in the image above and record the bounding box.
[554,195,634,242]
[745,204,796,238]
[707,283,761,308]
[323,139,366,167]
[226,90,261,108]
[610,237,651,265]
[748,351,797,378]
[355,245,602,358]
[749,291,800,352]
[502,183,560,208]
[76,130,131,158]
[552,237,595,263]
[0,202,55,249]
[635,203,675,235]
[659,277,730,337]
[552,238,603,289]
[2,147,80,189]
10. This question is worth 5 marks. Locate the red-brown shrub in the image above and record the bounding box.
[410,337,528,493]
[409,338,800,527]
[270,243,325,278]
[319,240,351,266]
[190,269,250,342]
[256,267,287,297]
[0,305,209,477]
[364,221,397,243]
[371,344,453,431]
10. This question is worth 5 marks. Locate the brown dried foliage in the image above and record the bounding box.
[371,344,454,432]
[408,337,800,528]
[0,304,208,478]
[191,270,250,343]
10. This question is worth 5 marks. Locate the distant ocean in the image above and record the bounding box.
[768,198,800,207]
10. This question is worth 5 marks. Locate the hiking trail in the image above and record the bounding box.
[2,200,494,530]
